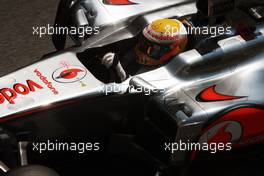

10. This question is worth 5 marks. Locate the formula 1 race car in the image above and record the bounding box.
[1,0,264,176]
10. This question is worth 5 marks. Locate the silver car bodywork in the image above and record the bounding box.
[0,0,197,121]
[0,0,264,163]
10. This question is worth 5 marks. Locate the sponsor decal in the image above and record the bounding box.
[200,121,242,144]
[200,107,264,147]
[52,66,87,83]
[103,0,137,5]
[34,69,59,95]
[0,80,43,104]
[197,85,246,102]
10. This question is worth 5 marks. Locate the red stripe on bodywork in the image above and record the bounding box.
[202,107,264,146]
[103,0,136,5]
[198,85,245,102]
[214,108,264,144]
[192,107,264,161]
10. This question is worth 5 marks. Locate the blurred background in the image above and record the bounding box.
[0,0,60,76]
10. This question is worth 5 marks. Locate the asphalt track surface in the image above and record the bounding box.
[0,0,60,77]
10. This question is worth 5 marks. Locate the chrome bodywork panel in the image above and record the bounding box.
[92,0,196,27]
[1,0,264,164]
[80,0,197,49]
[0,53,104,119]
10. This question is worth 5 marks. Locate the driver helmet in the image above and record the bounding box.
[135,18,188,65]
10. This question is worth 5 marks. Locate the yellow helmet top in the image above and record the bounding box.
[135,18,188,66]
[143,18,187,44]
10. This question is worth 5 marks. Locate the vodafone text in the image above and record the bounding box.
[34,69,59,95]
[0,80,43,104]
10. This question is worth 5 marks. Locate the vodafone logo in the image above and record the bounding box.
[0,80,43,104]
[199,121,242,144]
[52,66,87,83]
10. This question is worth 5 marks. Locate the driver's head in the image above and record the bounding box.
[135,18,188,66]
